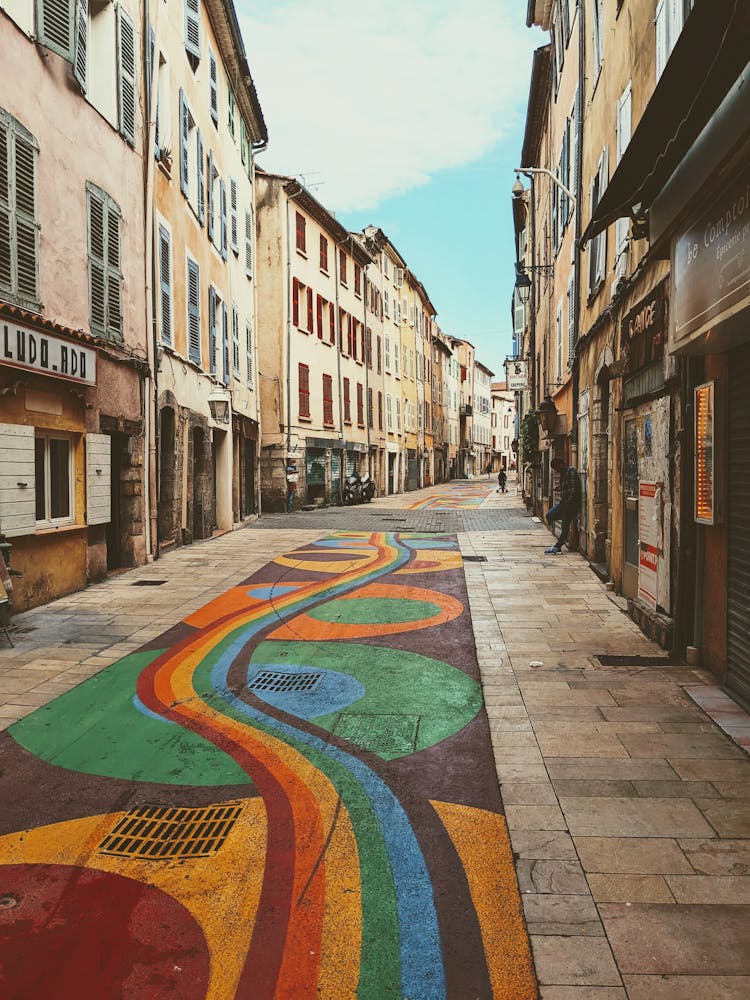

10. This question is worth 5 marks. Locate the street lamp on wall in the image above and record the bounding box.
[514,262,532,304]
[207,386,231,423]
[537,394,558,435]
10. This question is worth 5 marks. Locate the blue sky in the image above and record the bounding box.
[238,1,546,375]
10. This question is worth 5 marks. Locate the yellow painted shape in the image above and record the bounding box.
[395,549,463,574]
[0,799,268,999]
[430,801,537,1000]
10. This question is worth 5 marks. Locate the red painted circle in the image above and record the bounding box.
[0,864,210,999]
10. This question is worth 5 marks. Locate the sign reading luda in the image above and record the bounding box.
[1,320,97,385]
[671,167,750,349]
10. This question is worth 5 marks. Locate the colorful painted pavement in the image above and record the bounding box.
[0,531,535,1000]
[405,482,495,510]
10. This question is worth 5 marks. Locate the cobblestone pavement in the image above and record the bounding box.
[1,476,749,999]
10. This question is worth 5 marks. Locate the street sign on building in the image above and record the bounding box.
[504,359,528,390]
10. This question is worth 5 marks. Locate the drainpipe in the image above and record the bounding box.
[571,0,586,491]
[284,183,304,461]
[143,0,163,560]
[334,236,346,470]
[362,252,371,475]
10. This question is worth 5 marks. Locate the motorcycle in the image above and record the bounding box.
[360,474,376,503]
[343,473,363,505]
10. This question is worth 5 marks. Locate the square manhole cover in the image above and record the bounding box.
[249,670,323,694]
[99,802,243,860]
[333,713,420,758]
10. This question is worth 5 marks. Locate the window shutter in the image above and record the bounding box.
[209,50,218,125]
[196,129,205,224]
[158,224,172,344]
[329,301,335,343]
[37,0,75,61]
[230,178,238,252]
[567,273,576,365]
[598,148,609,284]
[316,294,323,339]
[292,278,299,327]
[0,124,11,294]
[187,257,200,363]
[0,423,35,537]
[88,187,106,333]
[117,7,136,146]
[86,433,111,525]
[207,149,214,241]
[244,209,253,277]
[655,1,667,79]
[13,127,40,306]
[179,88,189,197]
[73,0,87,91]
[184,0,201,59]
[208,286,216,374]
[246,319,254,387]
[222,300,229,384]
[307,286,313,334]
[232,303,240,376]
[105,201,122,338]
[299,363,310,418]
[219,178,227,259]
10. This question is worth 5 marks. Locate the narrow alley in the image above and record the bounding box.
[1,480,748,998]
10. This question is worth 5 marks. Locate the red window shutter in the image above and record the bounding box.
[357,383,364,426]
[319,234,328,271]
[298,362,310,418]
[323,374,333,425]
[340,250,347,284]
[367,387,373,428]
[329,302,336,344]
[354,263,361,295]
[307,287,314,333]
[317,295,324,338]
[344,377,351,422]
[348,315,353,357]
[296,211,306,252]
[377,335,382,374]
[292,278,299,327]
[378,391,383,430]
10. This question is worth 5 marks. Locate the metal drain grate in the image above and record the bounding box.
[98,802,243,860]
[462,555,487,562]
[249,670,323,694]
[334,713,420,757]
[132,580,168,587]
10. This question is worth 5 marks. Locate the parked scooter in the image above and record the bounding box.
[360,474,376,503]
[343,473,363,505]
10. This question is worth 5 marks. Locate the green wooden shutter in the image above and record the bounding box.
[244,209,253,278]
[196,129,205,225]
[158,224,172,344]
[13,126,40,307]
[105,200,122,338]
[230,178,238,252]
[219,178,227,260]
[209,50,218,126]
[0,123,10,294]
[208,285,216,374]
[179,88,189,197]
[222,300,229,384]
[184,0,201,59]
[117,6,136,146]
[207,149,214,241]
[187,257,201,364]
[245,319,254,388]
[232,303,239,376]
[37,0,75,61]
[73,0,87,91]
[88,186,106,333]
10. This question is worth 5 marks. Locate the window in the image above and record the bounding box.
[184,0,201,60]
[378,391,383,431]
[0,110,40,310]
[209,49,218,125]
[221,298,229,384]
[354,263,362,296]
[186,255,200,364]
[367,387,373,428]
[158,223,172,345]
[656,0,691,80]
[35,433,73,525]
[319,233,328,272]
[227,87,235,138]
[230,178,238,253]
[295,211,306,253]
[615,84,632,269]
[343,378,351,423]
[556,299,563,381]
[323,373,333,426]
[232,302,240,377]
[245,209,253,278]
[87,182,122,341]
[356,383,364,426]
[592,0,603,76]
[588,148,608,294]
[245,319,254,388]
[383,253,390,277]
[292,278,313,333]
[396,397,401,431]
[384,288,390,317]
[339,249,347,285]
[567,272,576,365]
[386,393,393,431]
[376,334,382,374]
[298,363,310,419]
[155,54,171,162]
[385,335,391,370]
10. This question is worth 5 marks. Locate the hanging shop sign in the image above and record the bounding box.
[671,167,750,350]
[504,358,528,390]
[695,380,719,525]
[1,320,96,385]
[638,481,659,610]
[621,281,666,371]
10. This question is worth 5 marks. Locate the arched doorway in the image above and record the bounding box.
[158,407,176,546]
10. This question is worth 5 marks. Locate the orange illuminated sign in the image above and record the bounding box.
[694,381,716,524]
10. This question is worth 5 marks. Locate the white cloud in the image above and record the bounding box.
[237,0,539,212]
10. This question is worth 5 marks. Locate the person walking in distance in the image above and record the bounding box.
[545,457,580,554]
[497,468,507,493]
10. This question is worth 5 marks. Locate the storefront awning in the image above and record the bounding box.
[581,0,750,245]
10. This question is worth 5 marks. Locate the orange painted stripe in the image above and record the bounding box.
[431,801,537,1000]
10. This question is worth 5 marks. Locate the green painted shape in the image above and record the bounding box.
[250,640,482,760]
[306,596,441,626]
[190,637,402,997]
[9,649,250,787]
